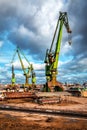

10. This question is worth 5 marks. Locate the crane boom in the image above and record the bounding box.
[53,12,71,71]
[16,48,26,75]
[16,47,31,85]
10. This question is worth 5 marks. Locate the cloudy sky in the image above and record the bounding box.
[0,0,87,85]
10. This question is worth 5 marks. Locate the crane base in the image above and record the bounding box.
[43,81,64,92]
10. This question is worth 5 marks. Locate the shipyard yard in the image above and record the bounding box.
[0,0,87,130]
[0,91,87,130]
[0,10,86,130]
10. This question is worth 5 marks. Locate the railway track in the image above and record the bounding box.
[0,105,87,119]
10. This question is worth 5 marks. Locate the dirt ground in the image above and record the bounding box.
[0,110,87,130]
[0,96,87,130]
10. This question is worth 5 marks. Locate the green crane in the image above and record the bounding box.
[11,64,16,86]
[44,12,72,92]
[11,47,36,87]
[16,47,31,86]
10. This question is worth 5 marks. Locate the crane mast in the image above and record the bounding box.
[11,64,16,85]
[44,12,72,92]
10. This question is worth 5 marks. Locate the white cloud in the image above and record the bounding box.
[16,73,23,78]
[34,0,63,37]
[10,58,45,71]
[61,42,72,55]
[33,63,45,70]
[73,34,83,42]
[0,41,3,47]
[78,58,87,65]
[12,59,29,69]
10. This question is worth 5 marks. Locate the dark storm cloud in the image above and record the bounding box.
[0,0,68,60]
[0,1,18,32]
[67,0,87,59]
[0,1,39,35]
[0,0,48,59]
[0,0,86,59]
[57,0,87,83]
[8,25,49,60]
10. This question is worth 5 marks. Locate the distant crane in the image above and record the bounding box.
[11,64,16,86]
[44,12,72,92]
[11,47,36,87]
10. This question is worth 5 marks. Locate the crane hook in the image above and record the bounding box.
[68,33,72,45]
